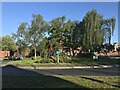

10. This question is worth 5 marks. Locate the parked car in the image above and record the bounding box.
[12,56,23,60]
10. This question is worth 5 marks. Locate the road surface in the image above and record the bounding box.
[1,65,119,76]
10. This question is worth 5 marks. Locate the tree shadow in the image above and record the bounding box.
[81,76,120,88]
[2,65,91,89]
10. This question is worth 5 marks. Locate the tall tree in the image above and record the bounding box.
[12,23,29,56]
[106,17,116,44]
[49,16,66,54]
[63,20,78,56]
[13,14,49,59]
[82,9,104,52]
[0,35,17,51]
[38,37,48,59]
[72,21,83,49]
[28,14,50,60]
[100,17,116,44]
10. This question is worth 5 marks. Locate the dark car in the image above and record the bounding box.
[12,56,23,60]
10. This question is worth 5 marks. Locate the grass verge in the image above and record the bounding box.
[6,57,120,67]
[2,75,120,88]
[57,76,120,88]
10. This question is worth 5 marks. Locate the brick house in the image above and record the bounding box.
[13,46,31,57]
[0,51,10,58]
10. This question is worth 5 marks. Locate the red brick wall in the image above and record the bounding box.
[0,51,10,58]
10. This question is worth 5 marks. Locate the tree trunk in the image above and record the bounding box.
[109,36,111,45]
[72,49,75,56]
[70,48,73,56]
[34,48,36,60]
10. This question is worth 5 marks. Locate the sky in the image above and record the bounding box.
[2,2,118,44]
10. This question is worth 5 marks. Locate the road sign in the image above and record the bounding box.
[56,50,60,55]
[56,50,60,63]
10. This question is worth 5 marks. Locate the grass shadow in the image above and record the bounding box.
[81,76,120,88]
[2,65,91,89]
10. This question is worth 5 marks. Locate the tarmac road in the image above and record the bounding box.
[1,65,119,76]
[0,60,10,65]
[32,67,119,76]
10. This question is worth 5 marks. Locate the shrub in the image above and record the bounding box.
[31,56,42,60]
[78,53,95,58]
[59,53,71,63]
[35,54,71,63]
[39,58,49,63]
[50,56,56,62]
[48,58,55,63]
[35,58,55,63]
[36,56,42,60]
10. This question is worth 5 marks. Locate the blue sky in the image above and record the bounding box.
[2,2,118,44]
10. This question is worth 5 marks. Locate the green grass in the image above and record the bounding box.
[57,76,120,88]
[71,57,120,65]
[7,57,120,67]
[7,59,73,67]
[8,59,35,66]
[3,75,120,88]
[2,75,80,88]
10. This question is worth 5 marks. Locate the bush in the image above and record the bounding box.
[59,53,71,63]
[35,60,41,63]
[78,53,95,58]
[36,56,42,60]
[50,56,56,62]
[39,58,50,63]
[35,59,46,63]
[31,56,42,60]
[35,54,71,63]
[35,58,55,63]
[48,58,55,63]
